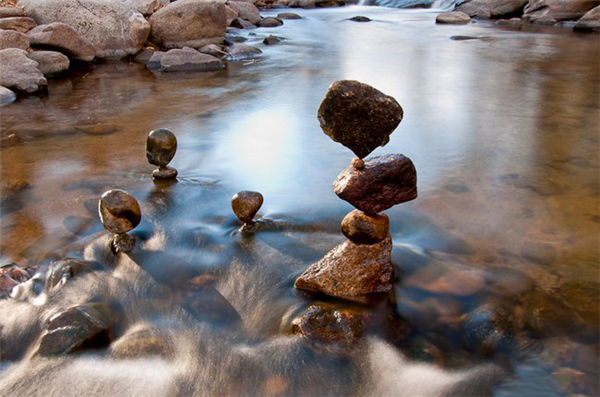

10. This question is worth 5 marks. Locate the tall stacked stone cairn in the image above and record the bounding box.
[294,80,417,302]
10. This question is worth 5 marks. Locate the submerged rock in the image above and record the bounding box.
[522,289,575,338]
[258,17,284,27]
[224,43,262,60]
[28,50,70,75]
[98,189,142,235]
[231,191,263,224]
[28,23,95,62]
[149,0,227,49]
[111,326,171,358]
[317,80,403,159]
[177,275,241,326]
[435,11,471,24]
[148,48,224,72]
[341,209,389,245]
[21,0,149,59]
[263,35,282,45]
[0,48,47,93]
[520,242,557,266]
[333,154,417,215]
[558,281,599,341]
[295,236,393,300]
[483,266,535,298]
[36,303,111,356]
[349,16,371,22]
[292,303,364,353]
[463,303,515,355]
[45,258,89,292]
[0,29,29,50]
[277,12,302,19]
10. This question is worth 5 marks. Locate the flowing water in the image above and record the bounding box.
[0,6,599,397]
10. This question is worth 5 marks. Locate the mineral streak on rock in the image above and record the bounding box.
[333,153,417,215]
[317,80,403,159]
[231,191,263,224]
[98,189,142,235]
[294,236,393,300]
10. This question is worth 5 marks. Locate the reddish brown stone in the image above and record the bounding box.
[333,153,417,215]
[341,209,389,245]
[294,236,393,300]
[231,191,263,224]
[317,80,403,159]
[98,189,142,234]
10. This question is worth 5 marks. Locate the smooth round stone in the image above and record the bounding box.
[152,166,178,179]
[111,233,136,253]
[341,209,389,245]
[231,191,263,224]
[98,189,142,234]
[146,128,177,167]
[351,157,365,170]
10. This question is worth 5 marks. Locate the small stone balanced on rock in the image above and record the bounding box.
[146,128,178,179]
[294,80,417,302]
[98,189,142,253]
[231,191,263,233]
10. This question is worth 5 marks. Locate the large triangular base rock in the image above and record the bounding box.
[294,236,393,300]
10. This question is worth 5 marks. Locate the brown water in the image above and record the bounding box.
[0,6,599,397]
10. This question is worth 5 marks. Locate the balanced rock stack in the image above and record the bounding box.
[146,128,178,179]
[98,189,142,253]
[294,80,417,301]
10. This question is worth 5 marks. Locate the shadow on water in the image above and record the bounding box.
[1,5,599,397]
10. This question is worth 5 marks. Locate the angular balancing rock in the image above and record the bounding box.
[317,80,403,159]
[294,236,393,300]
[333,153,417,215]
[98,189,142,235]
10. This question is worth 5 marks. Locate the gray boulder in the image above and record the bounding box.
[28,51,70,75]
[225,5,239,26]
[19,0,150,59]
[149,0,227,49]
[0,17,36,33]
[258,17,284,27]
[28,23,96,62]
[456,0,529,18]
[574,5,600,30]
[0,48,46,93]
[523,0,600,23]
[0,29,29,50]
[0,85,16,106]
[224,43,262,60]
[226,1,261,25]
[436,11,471,24]
[148,47,225,72]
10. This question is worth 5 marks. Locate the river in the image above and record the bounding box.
[0,5,598,397]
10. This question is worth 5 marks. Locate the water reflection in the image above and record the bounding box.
[0,5,599,397]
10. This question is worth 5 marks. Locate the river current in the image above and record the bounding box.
[0,6,598,397]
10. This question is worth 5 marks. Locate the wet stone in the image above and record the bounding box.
[333,154,417,215]
[292,303,364,354]
[522,289,575,338]
[231,191,263,224]
[146,128,177,167]
[277,12,301,19]
[558,281,599,342]
[98,189,142,234]
[152,166,178,180]
[0,263,32,298]
[111,233,136,253]
[177,275,241,326]
[483,266,535,298]
[520,242,557,266]
[341,209,389,245]
[349,16,371,22]
[45,258,89,292]
[258,17,283,27]
[37,303,111,356]
[263,35,281,45]
[110,327,171,359]
[295,236,393,301]
[463,303,515,355]
[317,80,403,159]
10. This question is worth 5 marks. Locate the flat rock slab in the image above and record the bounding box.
[333,153,417,215]
[148,48,225,72]
[28,23,95,62]
[436,11,472,24]
[0,48,46,93]
[0,17,36,33]
[0,29,29,50]
[150,0,227,49]
[317,80,403,159]
[295,236,393,300]
[28,50,70,75]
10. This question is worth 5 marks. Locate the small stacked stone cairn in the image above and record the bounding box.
[98,189,142,253]
[231,190,263,233]
[294,80,417,302]
[146,128,178,179]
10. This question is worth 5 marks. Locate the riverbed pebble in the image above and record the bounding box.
[317,80,403,158]
[98,189,142,234]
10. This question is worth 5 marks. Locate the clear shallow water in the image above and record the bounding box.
[0,6,599,397]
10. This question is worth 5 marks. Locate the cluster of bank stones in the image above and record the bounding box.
[436,0,599,30]
[0,0,302,105]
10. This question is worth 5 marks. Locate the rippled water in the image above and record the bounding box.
[1,6,599,397]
